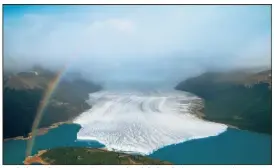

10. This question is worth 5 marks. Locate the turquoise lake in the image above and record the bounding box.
[149,128,271,165]
[3,124,271,165]
[3,124,105,165]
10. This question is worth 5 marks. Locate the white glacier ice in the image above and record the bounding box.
[73,90,227,155]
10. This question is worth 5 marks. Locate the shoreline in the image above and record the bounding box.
[23,147,109,165]
[23,150,49,165]
[3,94,92,142]
[4,120,73,142]
[189,99,239,130]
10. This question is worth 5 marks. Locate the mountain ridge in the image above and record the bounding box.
[175,69,272,134]
[3,66,102,139]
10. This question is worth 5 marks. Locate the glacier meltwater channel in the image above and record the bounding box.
[73,90,227,155]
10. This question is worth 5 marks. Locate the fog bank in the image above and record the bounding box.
[3,5,271,89]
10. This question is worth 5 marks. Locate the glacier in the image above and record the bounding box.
[73,90,227,155]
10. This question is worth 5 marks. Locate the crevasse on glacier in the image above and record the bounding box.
[73,90,227,155]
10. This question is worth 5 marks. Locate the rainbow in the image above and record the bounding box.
[25,65,67,157]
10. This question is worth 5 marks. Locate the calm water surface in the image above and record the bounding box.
[3,124,104,165]
[149,128,271,165]
[3,124,271,165]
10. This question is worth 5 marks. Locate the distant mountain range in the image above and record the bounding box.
[175,69,271,134]
[3,66,102,139]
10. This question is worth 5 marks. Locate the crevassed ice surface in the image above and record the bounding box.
[73,90,227,155]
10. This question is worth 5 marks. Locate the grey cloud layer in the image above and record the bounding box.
[4,5,271,89]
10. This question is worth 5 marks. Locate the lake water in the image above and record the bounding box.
[149,128,271,165]
[3,124,105,165]
[3,124,271,165]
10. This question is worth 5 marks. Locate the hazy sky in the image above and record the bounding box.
[3,5,271,89]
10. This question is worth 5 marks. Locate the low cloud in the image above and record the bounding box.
[3,5,271,89]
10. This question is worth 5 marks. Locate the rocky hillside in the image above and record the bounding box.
[175,69,271,134]
[3,67,102,139]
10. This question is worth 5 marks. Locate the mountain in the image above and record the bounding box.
[175,69,272,134]
[3,67,102,139]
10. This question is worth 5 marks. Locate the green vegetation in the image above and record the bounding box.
[175,71,272,134]
[39,147,171,165]
[3,67,102,139]
[4,88,43,138]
